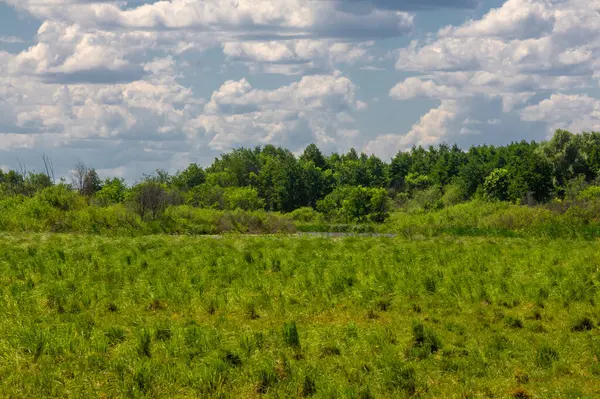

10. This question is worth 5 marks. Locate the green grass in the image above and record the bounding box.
[0,233,599,397]
[380,200,600,239]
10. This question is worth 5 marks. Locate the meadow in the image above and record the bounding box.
[1,233,599,398]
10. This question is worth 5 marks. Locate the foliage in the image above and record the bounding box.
[36,184,86,211]
[317,186,391,223]
[289,207,324,224]
[127,182,183,220]
[577,185,600,201]
[5,130,600,227]
[409,186,444,212]
[222,187,265,211]
[94,177,127,205]
[171,163,206,191]
[185,184,264,211]
[484,168,511,201]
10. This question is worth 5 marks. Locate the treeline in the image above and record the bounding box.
[3,129,600,226]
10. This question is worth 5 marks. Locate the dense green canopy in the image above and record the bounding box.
[3,130,600,222]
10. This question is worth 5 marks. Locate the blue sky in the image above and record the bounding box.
[0,0,599,180]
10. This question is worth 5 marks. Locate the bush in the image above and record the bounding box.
[442,183,467,207]
[185,183,225,209]
[484,168,511,202]
[409,186,444,212]
[289,207,324,223]
[186,184,265,211]
[37,184,85,211]
[222,187,264,211]
[317,186,391,223]
[128,182,170,220]
[94,178,127,205]
[577,186,600,201]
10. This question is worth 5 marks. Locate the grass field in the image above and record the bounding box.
[1,233,599,398]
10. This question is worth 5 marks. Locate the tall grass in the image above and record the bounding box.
[381,199,600,239]
[0,198,296,235]
[0,233,598,397]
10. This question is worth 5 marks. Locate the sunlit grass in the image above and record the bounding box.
[0,233,599,397]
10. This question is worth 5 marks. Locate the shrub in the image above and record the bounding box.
[442,183,467,207]
[94,178,127,205]
[289,207,324,223]
[128,182,173,220]
[317,186,391,223]
[37,184,85,211]
[577,186,600,201]
[185,183,225,209]
[410,186,444,212]
[484,168,511,202]
[222,186,265,211]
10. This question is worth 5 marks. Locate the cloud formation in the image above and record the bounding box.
[382,0,600,155]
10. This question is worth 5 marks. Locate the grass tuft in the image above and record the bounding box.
[571,316,595,332]
[137,329,152,357]
[283,321,301,348]
[536,345,559,368]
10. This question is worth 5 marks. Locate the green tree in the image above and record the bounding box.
[128,182,169,220]
[95,178,127,204]
[82,169,102,197]
[185,183,225,209]
[24,172,53,195]
[300,144,327,169]
[483,168,511,201]
[172,164,206,191]
[223,187,265,211]
[318,186,391,223]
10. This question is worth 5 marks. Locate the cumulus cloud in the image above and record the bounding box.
[440,0,556,39]
[6,0,413,39]
[388,0,600,153]
[521,94,600,133]
[223,39,374,75]
[191,74,363,151]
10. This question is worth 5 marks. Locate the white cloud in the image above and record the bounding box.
[521,94,600,133]
[7,0,414,39]
[222,39,374,75]
[191,74,363,151]
[390,77,462,100]
[387,0,600,153]
[440,0,556,39]
[365,100,460,158]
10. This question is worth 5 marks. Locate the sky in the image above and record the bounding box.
[0,0,599,181]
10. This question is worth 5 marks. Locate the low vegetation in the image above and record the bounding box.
[1,234,599,397]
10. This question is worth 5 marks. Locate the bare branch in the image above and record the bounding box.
[71,160,88,194]
[42,154,56,184]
